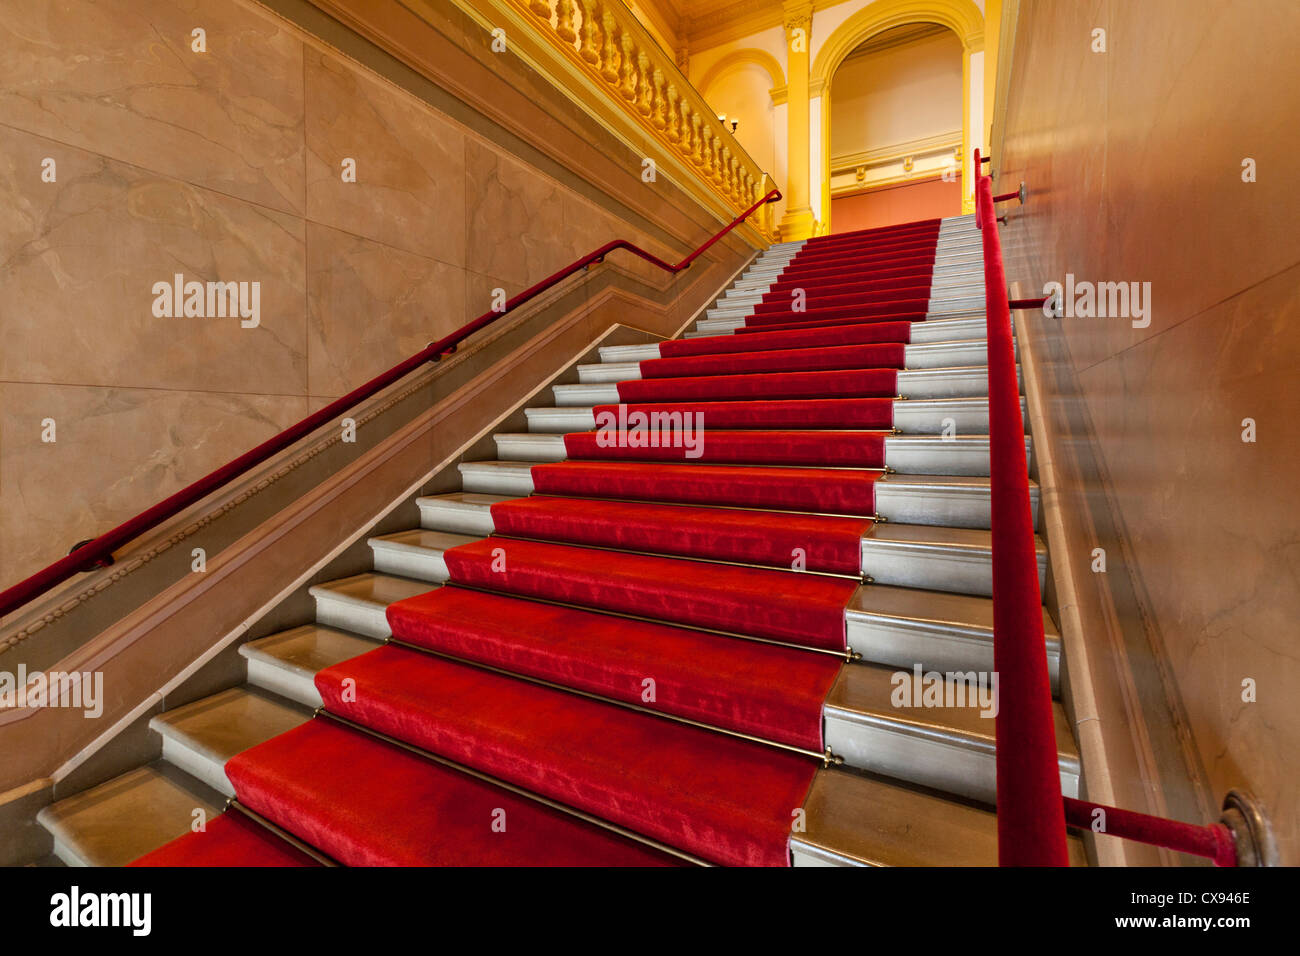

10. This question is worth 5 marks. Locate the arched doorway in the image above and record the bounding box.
[810,0,985,232]
[828,24,964,232]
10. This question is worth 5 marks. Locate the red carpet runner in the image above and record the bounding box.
[136,217,959,866]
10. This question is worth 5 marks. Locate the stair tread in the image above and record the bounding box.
[443,536,856,651]
[416,491,512,508]
[309,572,432,609]
[240,625,379,681]
[37,763,224,867]
[794,768,1087,867]
[227,718,679,866]
[848,584,1060,641]
[388,586,840,751]
[867,522,1045,552]
[150,686,312,767]
[371,528,481,552]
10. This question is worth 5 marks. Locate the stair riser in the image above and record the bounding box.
[892,398,1026,433]
[876,483,1040,530]
[522,401,1016,436]
[897,367,1020,399]
[416,500,499,535]
[312,593,395,639]
[885,437,1032,476]
[554,367,1020,404]
[159,736,234,799]
[823,716,1079,805]
[579,343,990,383]
[245,658,324,709]
[460,465,535,496]
[597,343,662,362]
[861,540,1046,596]
[844,615,1061,696]
[371,544,452,583]
[494,433,1025,477]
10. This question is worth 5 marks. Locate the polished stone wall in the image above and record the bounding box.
[998,0,1299,863]
[0,0,719,589]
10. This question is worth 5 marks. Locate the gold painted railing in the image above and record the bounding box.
[454,0,777,240]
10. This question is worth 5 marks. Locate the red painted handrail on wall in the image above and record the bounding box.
[974,151,1071,866]
[974,151,1240,866]
[0,189,781,621]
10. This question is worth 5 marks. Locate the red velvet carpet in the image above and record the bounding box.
[591,398,895,429]
[132,216,952,867]
[530,460,880,512]
[388,587,840,749]
[442,537,854,650]
[130,811,320,867]
[314,646,818,866]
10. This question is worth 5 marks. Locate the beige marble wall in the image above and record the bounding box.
[0,0,716,589]
[998,0,1299,863]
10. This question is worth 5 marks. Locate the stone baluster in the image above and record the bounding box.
[650,69,667,130]
[665,86,681,142]
[619,34,638,101]
[555,0,577,43]
[599,12,620,83]
[578,0,601,64]
[635,53,654,116]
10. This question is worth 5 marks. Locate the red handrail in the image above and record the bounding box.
[975,153,1241,866]
[0,189,781,621]
[975,158,1070,866]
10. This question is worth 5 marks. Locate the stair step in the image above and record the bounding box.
[792,767,1086,866]
[576,364,1012,402]
[846,584,1062,694]
[240,624,382,708]
[458,459,536,496]
[524,406,597,432]
[148,686,312,798]
[598,342,663,363]
[309,572,433,638]
[37,763,224,867]
[584,341,994,379]
[386,586,840,752]
[369,529,481,582]
[442,537,856,651]
[495,432,567,462]
[484,494,871,573]
[553,382,618,406]
[226,717,678,866]
[884,435,1031,476]
[494,431,1022,476]
[416,491,511,535]
[822,664,1079,804]
[875,473,1039,529]
[524,397,1022,438]
[577,360,642,384]
[861,522,1047,597]
[312,644,819,866]
[891,396,1026,433]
